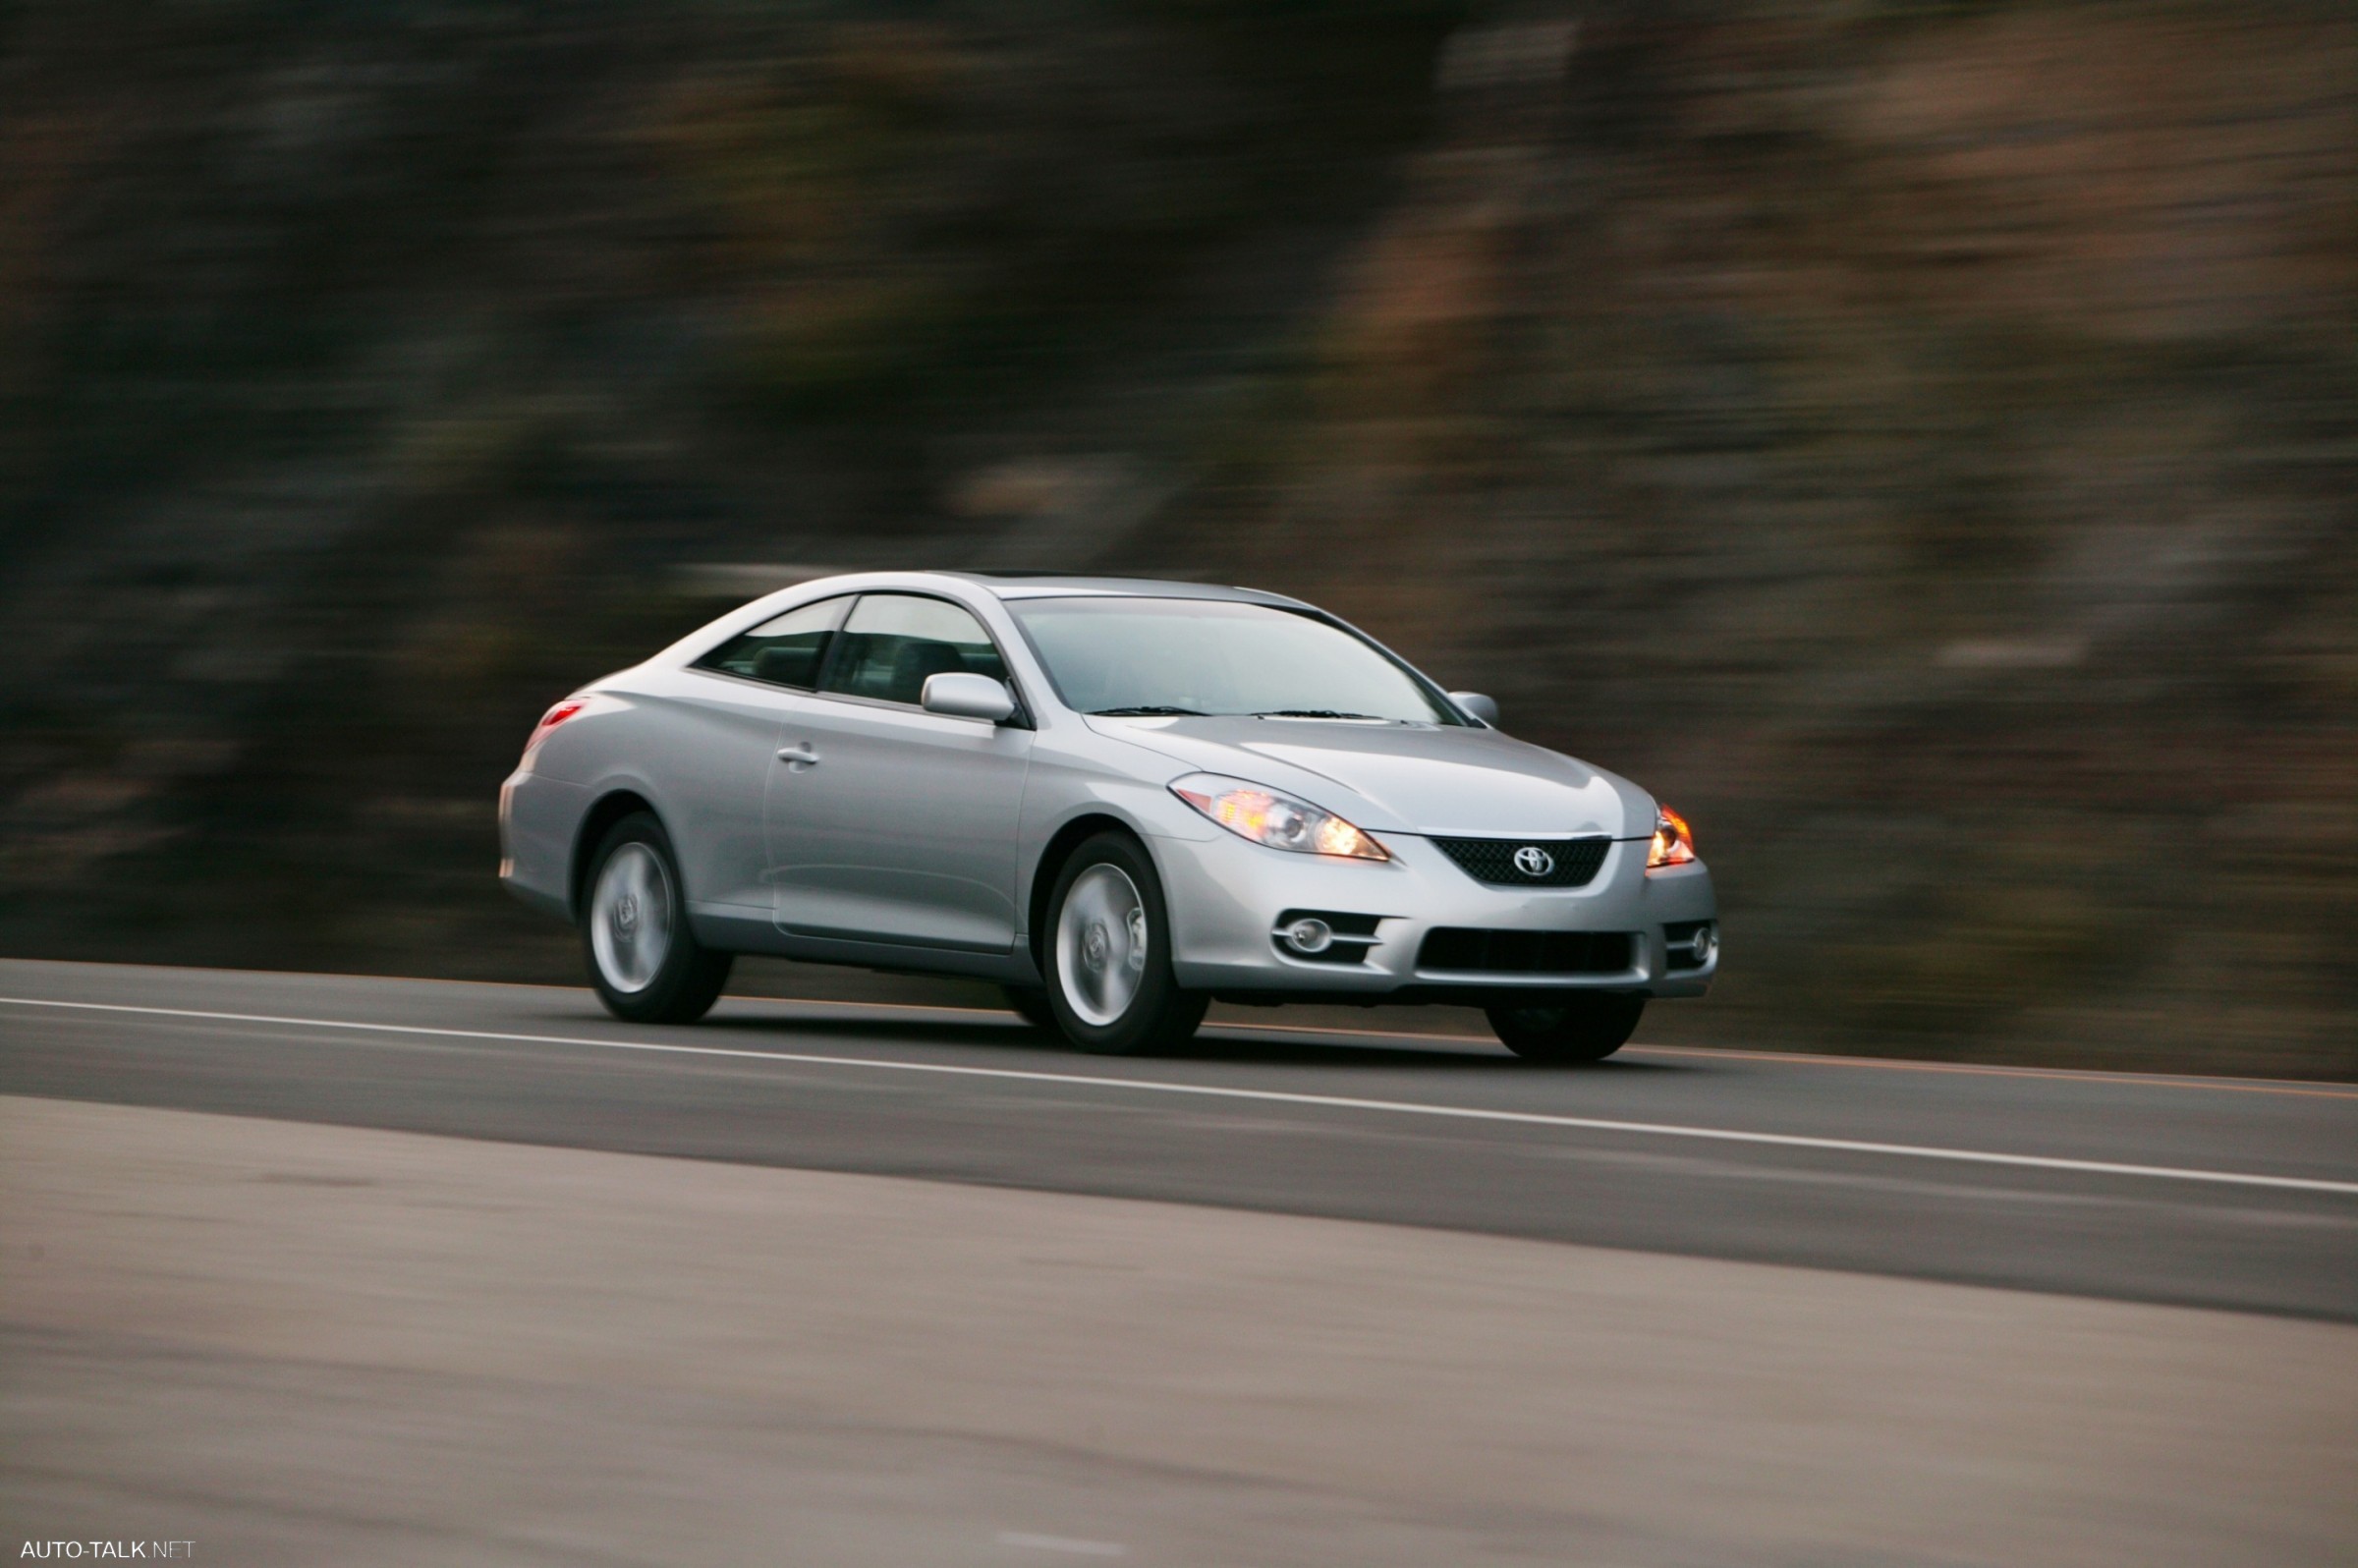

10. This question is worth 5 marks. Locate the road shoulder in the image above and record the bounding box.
[4,1093,2353,1566]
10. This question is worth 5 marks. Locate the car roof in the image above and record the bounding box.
[934,571,1312,608]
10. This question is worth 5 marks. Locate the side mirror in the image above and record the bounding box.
[1450,691,1499,727]
[922,672,1016,723]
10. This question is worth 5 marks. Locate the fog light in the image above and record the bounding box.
[1690,924,1717,964]
[1281,917,1334,955]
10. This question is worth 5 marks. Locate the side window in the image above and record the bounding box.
[820,593,1008,706]
[693,596,850,689]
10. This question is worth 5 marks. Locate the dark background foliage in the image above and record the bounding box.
[4,1,2352,1074]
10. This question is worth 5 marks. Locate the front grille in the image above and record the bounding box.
[1417,927,1635,976]
[1431,835,1610,888]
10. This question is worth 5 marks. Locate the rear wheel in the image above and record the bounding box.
[582,812,732,1024]
[1486,993,1645,1063]
[1041,832,1206,1055]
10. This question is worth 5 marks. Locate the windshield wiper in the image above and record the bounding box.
[1089,704,1207,717]
[1253,708,1387,721]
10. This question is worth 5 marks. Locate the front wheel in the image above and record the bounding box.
[1486,993,1645,1063]
[1041,832,1206,1055]
[582,812,732,1024]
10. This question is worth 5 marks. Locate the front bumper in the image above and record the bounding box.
[1152,826,1717,1000]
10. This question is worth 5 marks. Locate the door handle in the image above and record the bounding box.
[776,743,820,770]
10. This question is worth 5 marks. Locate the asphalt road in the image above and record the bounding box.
[3,957,2355,1320]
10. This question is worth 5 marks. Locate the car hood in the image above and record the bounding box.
[1084,715,1651,838]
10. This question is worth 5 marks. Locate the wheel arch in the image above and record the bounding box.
[570,789,662,921]
[1026,812,1150,973]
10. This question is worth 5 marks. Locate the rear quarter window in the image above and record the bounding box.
[692,596,851,689]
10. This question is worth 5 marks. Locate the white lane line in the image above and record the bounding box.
[995,1533,1128,1557]
[727,998,2358,1099]
[6,993,2357,1198]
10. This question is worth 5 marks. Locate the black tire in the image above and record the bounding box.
[1039,831,1207,1055]
[580,812,732,1024]
[1001,985,1058,1034]
[1486,993,1645,1063]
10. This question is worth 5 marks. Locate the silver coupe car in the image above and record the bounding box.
[499,572,1716,1060]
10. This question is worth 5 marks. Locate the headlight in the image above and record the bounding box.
[1169,773,1389,861]
[1647,805,1697,869]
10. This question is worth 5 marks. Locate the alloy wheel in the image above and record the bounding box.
[590,842,674,993]
[1055,864,1150,1027]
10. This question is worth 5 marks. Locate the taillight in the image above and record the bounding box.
[524,698,587,756]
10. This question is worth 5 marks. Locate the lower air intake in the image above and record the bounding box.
[1417,927,1635,976]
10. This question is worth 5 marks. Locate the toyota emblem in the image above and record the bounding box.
[1512,845,1555,877]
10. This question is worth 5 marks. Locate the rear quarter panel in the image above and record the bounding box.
[532,668,786,916]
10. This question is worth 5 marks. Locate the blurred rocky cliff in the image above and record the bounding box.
[3,2,2351,1074]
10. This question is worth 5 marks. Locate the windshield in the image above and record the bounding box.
[1009,596,1459,724]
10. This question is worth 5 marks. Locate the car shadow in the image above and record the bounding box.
[694,1013,1046,1049]
[1190,1036,1684,1072]
[686,1009,1682,1072]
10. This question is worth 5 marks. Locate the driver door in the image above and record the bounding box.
[764,592,1034,952]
